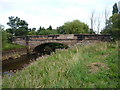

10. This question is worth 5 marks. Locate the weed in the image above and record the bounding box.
[2,42,119,88]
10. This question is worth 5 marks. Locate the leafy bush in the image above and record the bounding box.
[37,29,58,35]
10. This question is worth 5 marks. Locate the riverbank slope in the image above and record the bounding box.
[3,41,119,88]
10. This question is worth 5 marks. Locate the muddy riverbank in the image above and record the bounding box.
[2,40,97,76]
[2,48,27,60]
[2,52,51,76]
[2,47,61,76]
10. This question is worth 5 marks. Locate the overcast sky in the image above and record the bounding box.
[0,0,119,32]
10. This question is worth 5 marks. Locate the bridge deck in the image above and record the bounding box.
[12,34,111,50]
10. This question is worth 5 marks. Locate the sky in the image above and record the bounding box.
[0,0,119,32]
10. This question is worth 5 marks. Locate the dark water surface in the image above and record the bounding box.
[2,53,41,76]
[2,43,69,76]
[2,41,93,77]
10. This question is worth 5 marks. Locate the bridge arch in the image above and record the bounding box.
[33,42,69,53]
[12,34,111,54]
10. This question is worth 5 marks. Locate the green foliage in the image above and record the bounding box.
[36,25,59,35]
[2,43,26,51]
[47,25,52,30]
[6,17,90,36]
[0,24,26,51]
[101,3,120,40]
[56,26,66,34]
[89,29,96,34]
[0,25,9,48]
[37,29,58,35]
[60,20,89,34]
[2,31,8,47]
[112,3,118,15]
[31,28,36,31]
[111,14,120,28]
[27,28,37,35]
[111,28,120,40]
[6,16,29,36]
[37,26,45,34]
[28,31,36,35]
[7,16,28,29]
[3,42,119,88]
[1,29,25,51]
[101,14,120,40]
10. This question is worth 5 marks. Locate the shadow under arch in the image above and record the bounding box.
[33,42,69,54]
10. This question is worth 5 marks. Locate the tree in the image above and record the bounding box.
[101,19,112,34]
[104,8,109,29]
[111,14,120,39]
[27,27,37,35]
[101,3,120,40]
[15,27,28,36]
[28,30,36,35]
[97,15,101,34]
[111,13,120,28]
[56,26,66,34]
[38,26,42,32]
[89,11,96,31]
[38,29,58,35]
[7,16,20,29]
[89,29,95,34]
[37,26,46,35]
[47,25,52,30]
[31,28,36,31]
[0,25,8,47]
[101,13,120,40]
[6,16,29,36]
[0,24,4,30]
[112,3,118,15]
[61,20,89,34]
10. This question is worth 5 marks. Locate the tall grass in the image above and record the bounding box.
[2,43,26,51]
[2,41,119,88]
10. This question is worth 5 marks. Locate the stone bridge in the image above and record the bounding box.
[13,34,111,52]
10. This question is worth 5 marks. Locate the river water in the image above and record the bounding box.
[2,52,43,77]
[2,40,94,77]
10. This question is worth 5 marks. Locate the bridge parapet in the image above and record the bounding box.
[27,34,77,40]
[13,34,77,41]
[13,34,111,52]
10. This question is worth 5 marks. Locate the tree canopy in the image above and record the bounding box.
[112,3,118,15]
[0,24,12,47]
[101,3,120,40]
[5,16,92,36]
[6,16,29,36]
[37,29,58,35]
[57,20,89,34]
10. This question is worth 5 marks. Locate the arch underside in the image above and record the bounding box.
[33,42,69,53]
[29,39,77,49]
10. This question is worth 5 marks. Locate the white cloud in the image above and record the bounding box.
[0,0,119,31]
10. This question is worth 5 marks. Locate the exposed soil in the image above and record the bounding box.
[87,62,109,73]
[2,47,27,60]
[2,53,38,73]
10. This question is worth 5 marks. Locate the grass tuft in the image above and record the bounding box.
[2,43,26,51]
[2,41,119,88]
